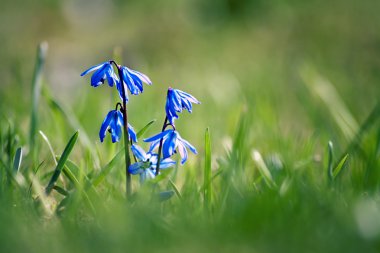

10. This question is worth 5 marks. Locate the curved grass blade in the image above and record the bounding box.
[336,102,380,164]
[45,131,79,195]
[12,147,22,174]
[43,88,100,168]
[169,179,182,199]
[92,148,124,187]
[204,127,212,209]
[300,66,358,141]
[333,154,349,179]
[39,130,58,165]
[137,119,156,138]
[30,42,48,160]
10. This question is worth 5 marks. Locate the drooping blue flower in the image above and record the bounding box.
[128,144,175,183]
[99,110,137,143]
[165,88,200,124]
[115,66,152,101]
[81,62,119,87]
[144,129,197,164]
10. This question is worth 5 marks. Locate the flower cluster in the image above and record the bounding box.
[165,88,200,125]
[81,61,151,142]
[82,59,200,188]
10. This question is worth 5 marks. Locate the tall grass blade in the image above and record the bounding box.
[45,131,79,195]
[12,147,22,174]
[43,87,100,168]
[137,120,156,138]
[29,42,48,160]
[327,141,334,181]
[336,102,380,164]
[204,127,212,209]
[300,66,358,141]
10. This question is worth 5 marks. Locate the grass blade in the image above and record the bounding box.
[336,103,380,164]
[62,164,96,213]
[204,127,212,209]
[92,148,124,187]
[12,147,22,174]
[169,179,182,199]
[29,42,48,160]
[300,66,358,141]
[53,185,69,196]
[137,120,156,138]
[327,141,334,181]
[63,159,98,194]
[43,87,100,168]
[251,149,276,189]
[45,131,79,195]
[39,130,58,165]
[333,154,349,179]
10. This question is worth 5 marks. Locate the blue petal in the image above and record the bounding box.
[91,67,107,87]
[122,67,140,95]
[170,90,182,112]
[181,98,193,112]
[129,162,144,175]
[162,130,178,158]
[144,129,173,142]
[99,110,114,142]
[159,158,176,169]
[180,137,197,154]
[106,66,116,87]
[131,144,147,161]
[178,90,200,104]
[128,70,144,93]
[110,121,122,143]
[110,111,123,143]
[128,123,137,142]
[128,69,152,85]
[81,62,105,76]
[177,142,188,164]
[148,139,161,153]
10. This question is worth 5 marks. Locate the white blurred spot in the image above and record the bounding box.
[355,198,380,240]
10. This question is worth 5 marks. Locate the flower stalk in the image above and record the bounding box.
[116,65,132,197]
[155,117,169,176]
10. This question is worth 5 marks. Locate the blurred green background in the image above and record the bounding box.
[1,0,380,252]
[2,0,379,148]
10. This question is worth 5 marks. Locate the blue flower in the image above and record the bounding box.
[165,88,200,125]
[116,66,152,101]
[99,110,137,143]
[81,61,119,87]
[128,144,175,183]
[144,129,197,164]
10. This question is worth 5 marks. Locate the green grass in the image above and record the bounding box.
[1,1,380,252]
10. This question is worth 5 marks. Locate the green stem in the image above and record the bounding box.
[155,117,168,176]
[115,63,132,197]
